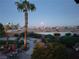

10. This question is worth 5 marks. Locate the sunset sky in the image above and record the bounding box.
[0,0,79,27]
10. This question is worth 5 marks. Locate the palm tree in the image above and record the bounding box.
[16,0,36,49]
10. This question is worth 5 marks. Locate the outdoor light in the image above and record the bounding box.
[74,0,79,4]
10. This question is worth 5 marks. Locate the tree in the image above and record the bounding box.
[0,23,5,37]
[15,0,36,49]
[74,0,79,4]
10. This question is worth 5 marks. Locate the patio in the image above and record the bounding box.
[0,38,37,59]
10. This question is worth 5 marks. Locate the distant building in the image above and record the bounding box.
[4,23,20,32]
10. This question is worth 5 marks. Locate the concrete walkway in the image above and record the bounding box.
[18,38,36,59]
[0,52,7,59]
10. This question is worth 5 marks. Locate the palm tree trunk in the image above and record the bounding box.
[24,11,28,49]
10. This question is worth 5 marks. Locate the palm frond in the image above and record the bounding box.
[15,0,36,12]
[23,0,28,4]
[23,0,30,8]
[29,3,36,11]
[74,0,79,4]
[15,2,24,11]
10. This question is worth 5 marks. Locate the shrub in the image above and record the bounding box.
[45,34,55,39]
[65,33,71,37]
[8,40,16,44]
[14,34,19,37]
[0,23,5,37]
[54,33,61,37]
[32,42,69,59]
[53,33,61,40]
[0,40,6,47]
[60,36,79,48]
[44,34,57,42]
[72,33,79,37]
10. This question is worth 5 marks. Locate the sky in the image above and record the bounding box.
[0,0,79,27]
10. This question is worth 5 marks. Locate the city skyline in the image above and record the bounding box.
[0,0,79,27]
